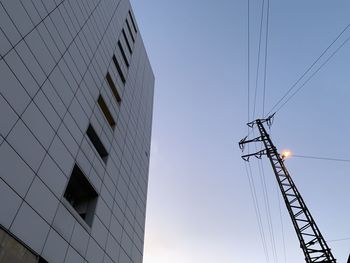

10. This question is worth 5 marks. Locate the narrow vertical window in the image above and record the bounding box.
[112,55,126,84]
[126,19,135,42]
[98,94,116,129]
[129,10,138,33]
[86,124,108,163]
[106,72,122,103]
[118,40,129,68]
[122,29,132,54]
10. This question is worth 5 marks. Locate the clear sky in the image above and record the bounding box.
[131,0,350,262]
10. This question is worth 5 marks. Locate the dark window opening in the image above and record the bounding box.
[128,10,138,33]
[122,29,132,54]
[106,72,122,103]
[98,95,116,129]
[86,124,108,163]
[112,55,126,84]
[118,40,129,68]
[126,19,135,42]
[64,165,98,227]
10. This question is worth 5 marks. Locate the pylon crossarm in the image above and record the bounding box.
[238,136,265,151]
[246,113,275,128]
[241,149,267,162]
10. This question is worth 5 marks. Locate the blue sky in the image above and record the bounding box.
[131,0,350,262]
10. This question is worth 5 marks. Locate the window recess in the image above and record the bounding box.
[86,124,108,163]
[128,10,138,33]
[112,55,126,84]
[125,19,135,42]
[106,72,122,103]
[98,94,116,129]
[122,29,132,54]
[118,40,129,68]
[63,164,98,227]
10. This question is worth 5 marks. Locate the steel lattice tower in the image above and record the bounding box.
[239,115,336,263]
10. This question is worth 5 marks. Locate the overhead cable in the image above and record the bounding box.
[266,21,350,117]
[252,0,267,120]
[327,237,350,243]
[262,0,270,116]
[244,162,271,263]
[291,154,350,163]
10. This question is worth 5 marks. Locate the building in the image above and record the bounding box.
[0,0,154,262]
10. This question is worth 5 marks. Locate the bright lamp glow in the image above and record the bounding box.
[281,150,292,159]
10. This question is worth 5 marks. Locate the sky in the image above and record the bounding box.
[131,1,350,262]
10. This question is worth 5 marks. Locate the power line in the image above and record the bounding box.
[276,178,287,263]
[265,21,350,117]
[262,0,270,117]
[252,0,266,120]
[245,2,277,261]
[258,159,278,263]
[271,32,350,115]
[247,0,270,138]
[291,154,350,163]
[249,162,271,263]
[263,117,285,263]
[246,3,269,261]
[244,162,271,263]
[247,0,251,124]
[327,237,350,243]
[252,128,278,263]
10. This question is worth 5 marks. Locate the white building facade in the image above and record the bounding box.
[0,0,154,262]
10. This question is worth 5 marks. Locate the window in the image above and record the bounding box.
[118,40,129,68]
[98,94,116,129]
[122,29,132,54]
[86,124,108,163]
[64,165,98,227]
[112,55,126,84]
[0,227,46,263]
[129,10,138,33]
[125,19,135,42]
[106,72,122,103]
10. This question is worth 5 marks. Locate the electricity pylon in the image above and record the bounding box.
[239,114,336,263]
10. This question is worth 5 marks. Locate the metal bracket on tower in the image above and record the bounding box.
[239,136,264,151]
[247,113,275,128]
[238,113,275,161]
[241,149,267,161]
